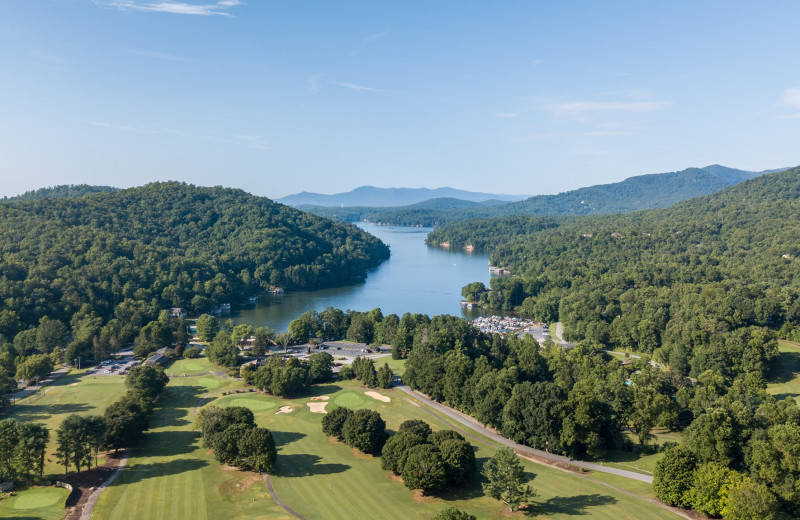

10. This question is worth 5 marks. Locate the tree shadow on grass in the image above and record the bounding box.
[533,494,618,516]
[139,430,201,457]
[271,430,307,447]
[12,403,92,421]
[275,453,349,477]
[111,458,209,486]
[768,351,800,384]
[306,384,342,398]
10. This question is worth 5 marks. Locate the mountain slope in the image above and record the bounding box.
[5,184,118,201]
[0,182,389,339]
[278,186,527,207]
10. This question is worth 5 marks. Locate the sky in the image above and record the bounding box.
[1,1,799,199]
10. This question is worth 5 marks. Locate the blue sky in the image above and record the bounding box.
[1,1,799,199]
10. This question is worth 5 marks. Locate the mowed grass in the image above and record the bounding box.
[91,377,291,520]
[210,381,681,520]
[9,371,128,478]
[768,340,800,404]
[0,486,70,520]
[167,356,214,376]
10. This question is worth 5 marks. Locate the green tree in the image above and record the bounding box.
[377,363,394,388]
[342,408,386,454]
[401,443,446,494]
[722,476,778,520]
[13,422,49,478]
[15,354,53,385]
[206,332,240,367]
[687,462,735,517]
[252,326,274,356]
[481,447,536,511]
[196,314,219,342]
[437,438,476,485]
[321,407,353,439]
[237,427,277,472]
[104,394,150,452]
[652,445,697,508]
[0,419,19,480]
[381,431,428,475]
[125,364,170,399]
[308,352,334,383]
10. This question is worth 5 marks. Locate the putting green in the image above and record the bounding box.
[333,391,366,407]
[12,487,68,509]
[196,376,222,389]
[219,396,277,411]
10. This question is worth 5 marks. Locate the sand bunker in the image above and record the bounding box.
[307,402,329,414]
[276,406,293,415]
[69,383,79,387]
[365,391,390,403]
[310,396,329,401]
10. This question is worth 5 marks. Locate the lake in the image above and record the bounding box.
[232,223,499,331]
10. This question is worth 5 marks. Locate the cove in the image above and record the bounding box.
[232,223,497,331]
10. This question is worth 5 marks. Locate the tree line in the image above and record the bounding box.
[0,181,389,375]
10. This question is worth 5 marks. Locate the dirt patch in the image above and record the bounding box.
[365,391,390,403]
[307,402,328,414]
[276,406,293,414]
[218,472,261,498]
[69,382,79,387]
[310,396,329,401]
[62,450,127,520]
[515,450,586,474]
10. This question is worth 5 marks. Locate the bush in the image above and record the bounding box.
[184,346,201,358]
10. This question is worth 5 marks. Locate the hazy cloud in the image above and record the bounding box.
[307,73,324,94]
[512,130,634,141]
[363,28,390,43]
[88,120,270,150]
[546,100,670,117]
[330,81,402,94]
[98,1,242,16]
[125,49,193,61]
[495,113,520,118]
[778,87,800,117]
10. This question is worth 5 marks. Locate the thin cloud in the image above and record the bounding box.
[546,100,670,116]
[363,28,390,43]
[778,87,800,117]
[330,81,402,95]
[125,49,194,61]
[98,1,242,16]
[307,73,323,94]
[512,130,635,141]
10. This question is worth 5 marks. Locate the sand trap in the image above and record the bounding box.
[69,383,79,387]
[276,406,293,415]
[307,402,329,414]
[310,396,329,401]
[365,391,390,403]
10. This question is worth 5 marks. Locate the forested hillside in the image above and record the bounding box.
[5,184,118,201]
[0,182,389,359]
[308,165,775,227]
[452,167,800,377]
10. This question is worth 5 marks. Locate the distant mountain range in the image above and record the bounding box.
[295,165,787,226]
[277,186,528,207]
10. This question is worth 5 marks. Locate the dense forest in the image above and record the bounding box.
[4,184,118,201]
[302,165,774,227]
[0,182,389,367]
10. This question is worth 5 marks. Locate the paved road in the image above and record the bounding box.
[10,366,70,401]
[395,384,653,484]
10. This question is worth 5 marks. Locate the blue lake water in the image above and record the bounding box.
[232,223,498,331]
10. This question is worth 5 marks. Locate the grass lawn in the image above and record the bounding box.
[0,486,71,520]
[167,355,215,376]
[9,371,128,478]
[89,374,682,520]
[209,381,681,520]
[380,357,406,377]
[768,340,800,404]
[91,376,290,520]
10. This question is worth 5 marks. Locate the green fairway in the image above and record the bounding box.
[9,371,128,478]
[168,356,214,376]
[768,340,800,404]
[0,486,70,520]
[91,377,290,520]
[90,375,681,520]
